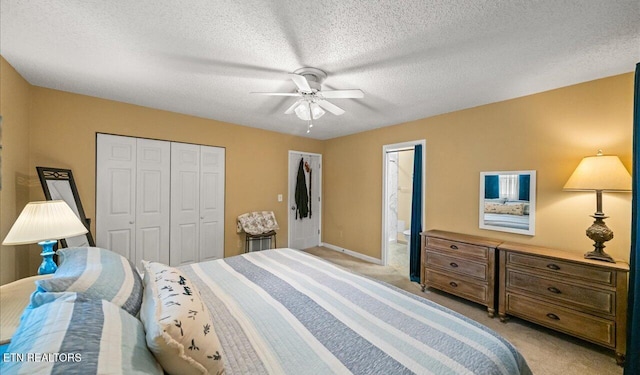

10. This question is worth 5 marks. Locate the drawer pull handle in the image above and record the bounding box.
[547,264,560,270]
[450,245,458,250]
[450,262,459,268]
[547,287,561,294]
[546,313,560,320]
[449,281,458,287]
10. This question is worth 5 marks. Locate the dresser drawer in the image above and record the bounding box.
[426,251,487,280]
[506,293,615,348]
[426,269,487,304]
[506,269,614,315]
[506,252,614,286]
[426,237,488,260]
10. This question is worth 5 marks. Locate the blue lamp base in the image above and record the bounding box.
[37,240,58,275]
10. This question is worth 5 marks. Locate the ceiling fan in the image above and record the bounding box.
[251,67,364,132]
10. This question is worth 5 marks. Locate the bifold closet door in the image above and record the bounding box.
[170,143,201,266]
[169,144,225,266]
[135,139,171,266]
[96,134,137,260]
[199,146,225,262]
[98,134,224,267]
[97,134,170,266]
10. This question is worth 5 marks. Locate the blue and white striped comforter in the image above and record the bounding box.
[181,248,532,375]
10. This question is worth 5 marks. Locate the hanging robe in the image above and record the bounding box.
[295,158,309,219]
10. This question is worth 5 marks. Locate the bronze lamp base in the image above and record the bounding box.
[584,211,615,263]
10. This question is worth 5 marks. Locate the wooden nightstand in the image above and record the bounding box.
[0,274,52,345]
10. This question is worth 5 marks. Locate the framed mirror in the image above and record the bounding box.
[36,166,95,247]
[479,170,536,236]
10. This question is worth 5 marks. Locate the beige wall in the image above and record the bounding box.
[1,56,634,285]
[0,57,39,284]
[397,150,414,241]
[324,73,634,262]
[26,86,323,267]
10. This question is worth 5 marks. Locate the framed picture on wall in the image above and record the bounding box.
[36,166,95,248]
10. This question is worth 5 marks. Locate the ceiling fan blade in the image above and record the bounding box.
[289,73,312,92]
[284,100,303,114]
[317,100,345,116]
[251,92,300,96]
[320,89,364,99]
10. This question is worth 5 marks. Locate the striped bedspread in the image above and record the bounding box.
[181,248,531,375]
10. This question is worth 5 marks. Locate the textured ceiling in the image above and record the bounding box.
[1,1,638,140]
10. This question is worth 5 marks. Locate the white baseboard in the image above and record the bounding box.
[320,243,382,265]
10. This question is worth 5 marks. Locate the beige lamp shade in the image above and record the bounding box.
[563,152,632,192]
[2,200,89,245]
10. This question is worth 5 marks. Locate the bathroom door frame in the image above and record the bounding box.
[381,140,426,266]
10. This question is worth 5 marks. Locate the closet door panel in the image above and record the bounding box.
[96,134,136,260]
[135,138,170,267]
[170,143,201,266]
[199,146,225,261]
[175,223,198,265]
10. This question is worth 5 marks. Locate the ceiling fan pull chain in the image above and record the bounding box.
[306,106,313,133]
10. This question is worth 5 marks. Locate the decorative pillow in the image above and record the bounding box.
[34,247,143,316]
[236,211,279,235]
[484,202,525,215]
[140,261,224,375]
[2,296,163,374]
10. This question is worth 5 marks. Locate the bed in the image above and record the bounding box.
[482,213,530,230]
[181,248,531,375]
[2,247,531,375]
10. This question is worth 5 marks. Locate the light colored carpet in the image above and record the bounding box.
[304,246,622,375]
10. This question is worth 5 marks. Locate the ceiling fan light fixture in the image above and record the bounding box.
[294,102,325,121]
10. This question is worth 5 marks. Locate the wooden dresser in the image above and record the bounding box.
[498,242,629,364]
[421,230,502,317]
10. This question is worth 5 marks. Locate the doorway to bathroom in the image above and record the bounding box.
[381,140,426,278]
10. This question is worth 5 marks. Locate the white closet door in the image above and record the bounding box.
[135,138,170,267]
[170,142,201,266]
[199,146,225,261]
[96,134,136,259]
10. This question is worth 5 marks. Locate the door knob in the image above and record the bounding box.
[129,221,134,225]
[291,206,295,210]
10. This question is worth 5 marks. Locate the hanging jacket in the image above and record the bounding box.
[295,158,309,219]
[308,167,312,218]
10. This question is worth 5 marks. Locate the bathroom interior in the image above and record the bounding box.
[387,149,415,275]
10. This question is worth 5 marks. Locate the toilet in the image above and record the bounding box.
[403,229,411,252]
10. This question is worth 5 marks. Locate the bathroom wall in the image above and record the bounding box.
[397,150,414,242]
[387,152,398,242]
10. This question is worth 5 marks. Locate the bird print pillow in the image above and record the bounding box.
[140,260,224,375]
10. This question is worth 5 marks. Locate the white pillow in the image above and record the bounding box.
[140,261,225,375]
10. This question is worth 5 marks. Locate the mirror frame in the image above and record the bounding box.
[36,166,95,248]
[479,170,536,236]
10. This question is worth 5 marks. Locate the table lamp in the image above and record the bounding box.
[2,200,89,274]
[563,150,632,262]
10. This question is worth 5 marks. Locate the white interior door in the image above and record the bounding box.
[135,138,170,267]
[96,134,136,259]
[288,151,321,250]
[199,145,225,261]
[170,142,200,266]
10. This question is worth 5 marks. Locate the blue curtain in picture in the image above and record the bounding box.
[625,62,640,374]
[484,175,499,199]
[409,144,423,283]
[518,174,530,201]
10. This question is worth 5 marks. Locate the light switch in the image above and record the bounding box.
[278,194,283,202]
